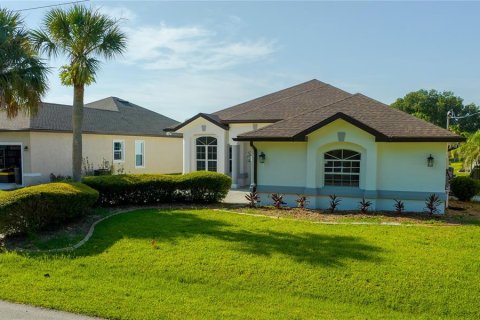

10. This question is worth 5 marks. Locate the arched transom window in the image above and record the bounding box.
[324,149,361,187]
[196,136,217,171]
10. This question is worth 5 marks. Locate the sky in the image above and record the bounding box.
[4,1,480,121]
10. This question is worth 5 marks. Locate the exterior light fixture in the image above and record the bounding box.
[259,152,266,164]
[427,154,434,167]
[24,146,28,151]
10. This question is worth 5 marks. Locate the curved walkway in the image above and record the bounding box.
[0,300,103,320]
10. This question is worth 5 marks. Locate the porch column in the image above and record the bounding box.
[231,144,240,189]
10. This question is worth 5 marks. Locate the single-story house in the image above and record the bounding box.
[167,79,464,213]
[0,97,182,187]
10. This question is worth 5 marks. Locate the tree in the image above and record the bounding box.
[0,8,48,117]
[452,130,480,170]
[391,89,480,133]
[31,5,126,181]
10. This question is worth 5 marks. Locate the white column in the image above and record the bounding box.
[231,144,240,189]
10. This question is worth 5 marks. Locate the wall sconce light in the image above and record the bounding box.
[259,152,266,164]
[427,154,434,167]
[24,146,29,151]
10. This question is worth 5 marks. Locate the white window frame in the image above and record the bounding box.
[324,149,361,187]
[135,140,145,168]
[112,140,125,163]
[195,136,217,172]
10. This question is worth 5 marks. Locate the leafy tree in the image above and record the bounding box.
[31,5,127,181]
[0,8,48,117]
[391,89,480,133]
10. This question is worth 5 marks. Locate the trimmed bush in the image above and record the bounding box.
[450,176,480,201]
[83,172,232,206]
[0,183,99,236]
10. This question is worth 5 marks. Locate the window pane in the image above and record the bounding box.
[324,149,360,187]
[197,161,206,171]
[197,146,205,159]
[135,141,144,166]
[114,151,122,160]
[208,146,217,160]
[136,155,143,166]
[208,161,217,172]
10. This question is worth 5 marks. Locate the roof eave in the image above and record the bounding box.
[164,113,229,132]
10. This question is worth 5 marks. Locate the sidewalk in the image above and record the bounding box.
[0,300,103,320]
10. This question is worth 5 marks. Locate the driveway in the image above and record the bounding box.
[0,300,103,320]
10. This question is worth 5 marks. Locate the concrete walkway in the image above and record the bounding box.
[0,300,103,320]
[223,189,249,205]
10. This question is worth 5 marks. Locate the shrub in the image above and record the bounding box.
[424,194,442,215]
[296,194,309,209]
[328,194,341,213]
[271,193,286,209]
[450,176,480,201]
[245,191,260,208]
[359,197,372,213]
[83,172,231,206]
[0,182,98,236]
[393,199,405,214]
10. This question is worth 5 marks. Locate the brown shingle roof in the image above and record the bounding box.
[235,94,463,142]
[0,97,181,137]
[167,79,464,142]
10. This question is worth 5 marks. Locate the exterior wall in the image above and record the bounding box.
[255,119,448,213]
[178,119,271,188]
[1,131,182,186]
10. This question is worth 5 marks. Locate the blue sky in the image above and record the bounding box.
[4,1,480,121]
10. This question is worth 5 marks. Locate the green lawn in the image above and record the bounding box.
[1,209,479,319]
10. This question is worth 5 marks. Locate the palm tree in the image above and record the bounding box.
[0,8,48,117]
[31,5,126,181]
[453,130,480,171]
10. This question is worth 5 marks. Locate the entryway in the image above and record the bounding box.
[0,144,22,188]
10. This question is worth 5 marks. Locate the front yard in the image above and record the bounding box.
[0,207,479,319]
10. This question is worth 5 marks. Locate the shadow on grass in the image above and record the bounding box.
[24,210,383,267]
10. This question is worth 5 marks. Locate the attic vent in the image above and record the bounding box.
[117,99,129,104]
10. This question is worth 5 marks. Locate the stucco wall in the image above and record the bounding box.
[254,119,449,213]
[1,131,182,185]
[178,119,272,187]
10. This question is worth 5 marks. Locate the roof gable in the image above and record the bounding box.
[165,113,228,132]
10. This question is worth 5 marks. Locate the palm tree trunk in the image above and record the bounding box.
[72,84,84,182]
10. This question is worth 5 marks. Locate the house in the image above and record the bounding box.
[0,97,182,187]
[167,79,464,213]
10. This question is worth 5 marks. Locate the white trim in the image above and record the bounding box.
[0,142,24,187]
[112,139,125,163]
[135,140,145,168]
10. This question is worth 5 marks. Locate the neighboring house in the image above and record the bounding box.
[0,97,182,187]
[167,79,464,213]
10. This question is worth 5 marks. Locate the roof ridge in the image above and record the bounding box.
[223,82,332,121]
[246,93,358,135]
[213,79,325,119]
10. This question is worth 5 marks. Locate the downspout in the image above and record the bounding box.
[249,140,257,192]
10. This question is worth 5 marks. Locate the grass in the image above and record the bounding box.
[0,208,479,319]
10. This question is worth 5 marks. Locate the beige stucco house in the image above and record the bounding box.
[0,97,182,187]
[167,79,464,213]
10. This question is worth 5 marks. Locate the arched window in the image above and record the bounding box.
[324,149,361,187]
[196,137,217,171]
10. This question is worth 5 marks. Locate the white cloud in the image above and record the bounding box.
[95,6,137,22]
[122,23,276,71]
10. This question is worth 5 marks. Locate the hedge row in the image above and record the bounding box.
[82,171,232,206]
[0,183,99,236]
